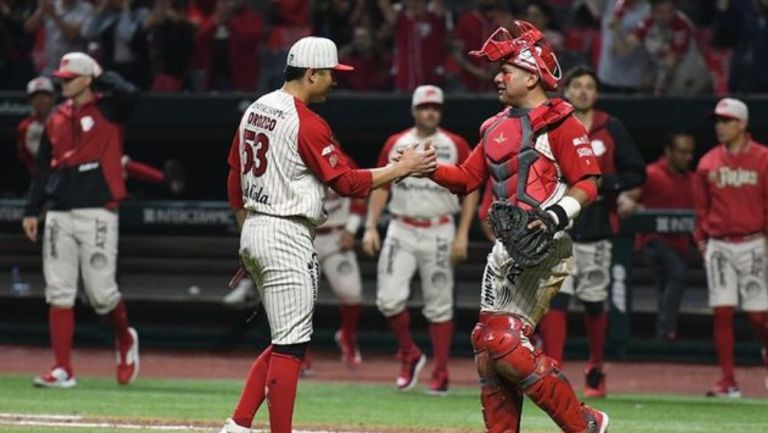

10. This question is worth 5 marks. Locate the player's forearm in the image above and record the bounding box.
[368,163,410,190]
[365,188,389,229]
[545,176,599,231]
[456,189,480,237]
[429,164,473,195]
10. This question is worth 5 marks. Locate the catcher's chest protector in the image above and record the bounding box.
[482,100,573,209]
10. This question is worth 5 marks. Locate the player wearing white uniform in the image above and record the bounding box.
[363,85,480,395]
[315,191,366,368]
[219,37,437,433]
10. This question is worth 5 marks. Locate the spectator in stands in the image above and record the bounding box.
[260,0,311,90]
[524,1,564,52]
[613,0,713,96]
[81,0,152,89]
[313,0,355,48]
[0,0,37,90]
[598,0,652,94]
[378,0,446,92]
[619,132,695,341]
[143,0,196,92]
[195,0,262,92]
[24,0,94,75]
[337,26,392,91]
[712,0,768,93]
[450,0,512,92]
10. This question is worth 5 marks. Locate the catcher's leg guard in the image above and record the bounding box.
[518,355,589,432]
[473,323,523,433]
[481,326,588,432]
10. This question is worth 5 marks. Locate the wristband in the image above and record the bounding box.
[545,196,582,231]
[345,214,362,234]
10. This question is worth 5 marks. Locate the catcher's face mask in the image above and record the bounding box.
[469,22,562,91]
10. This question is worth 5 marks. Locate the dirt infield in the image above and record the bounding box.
[1,344,766,397]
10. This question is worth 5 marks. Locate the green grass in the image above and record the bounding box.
[0,375,767,432]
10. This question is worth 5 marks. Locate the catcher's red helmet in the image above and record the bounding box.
[469,21,562,90]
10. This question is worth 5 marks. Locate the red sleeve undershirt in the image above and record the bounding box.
[295,101,373,198]
[226,132,243,209]
[430,143,487,194]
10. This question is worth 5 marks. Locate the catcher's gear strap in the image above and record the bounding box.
[572,177,598,204]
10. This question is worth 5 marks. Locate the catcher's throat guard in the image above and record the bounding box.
[469,21,562,90]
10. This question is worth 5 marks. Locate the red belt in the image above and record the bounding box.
[478,312,534,338]
[394,215,451,228]
[713,232,763,243]
[315,225,344,235]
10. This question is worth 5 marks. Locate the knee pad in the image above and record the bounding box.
[272,342,310,360]
[549,293,571,311]
[582,300,604,316]
[483,328,522,360]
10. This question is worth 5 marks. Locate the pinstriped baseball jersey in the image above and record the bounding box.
[378,128,471,218]
[234,90,327,226]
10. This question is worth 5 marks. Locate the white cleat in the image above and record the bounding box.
[218,418,252,433]
[33,367,76,388]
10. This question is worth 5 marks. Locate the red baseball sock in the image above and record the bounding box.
[746,311,768,349]
[265,352,303,433]
[429,320,453,373]
[105,300,132,346]
[231,346,273,427]
[124,160,164,183]
[49,307,74,374]
[585,312,608,368]
[713,306,736,381]
[539,309,567,366]
[387,310,417,355]
[339,303,362,338]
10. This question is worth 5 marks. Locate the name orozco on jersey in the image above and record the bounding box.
[709,167,759,188]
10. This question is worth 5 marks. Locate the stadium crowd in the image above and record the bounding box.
[2,0,767,95]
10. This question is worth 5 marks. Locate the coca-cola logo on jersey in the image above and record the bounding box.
[709,167,758,188]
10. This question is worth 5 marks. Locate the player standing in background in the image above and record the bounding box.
[362,85,480,395]
[538,65,646,398]
[17,77,186,194]
[21,53,140,388]
[618,132,696,342]
[424,22,608,432]
[220,36,437,433]
[694,98,768,397]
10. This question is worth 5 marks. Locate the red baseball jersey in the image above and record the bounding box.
[637,157,694,256]
[693,138,768,242]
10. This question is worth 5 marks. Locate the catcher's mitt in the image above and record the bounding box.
[488,202,556,268]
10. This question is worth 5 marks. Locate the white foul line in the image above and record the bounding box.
[0,413,367,433]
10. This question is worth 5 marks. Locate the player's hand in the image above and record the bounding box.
[616,193,640,219]
[394,140,437,177]
[450,233,469,265]
[22,217,39,242]
[340,230,355,251]
[362,227,380,256]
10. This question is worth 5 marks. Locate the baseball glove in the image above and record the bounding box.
[488,202,556,268]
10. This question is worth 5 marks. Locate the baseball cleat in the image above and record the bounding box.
[33,367,76,388]
[218,418,252,433]
[584,366,606,398]
[116,327,139,385]
[425,369,449,396]
[706,378,741,398]
[396,351,426,391]
[582,405,609,433]
[334,330,362,369]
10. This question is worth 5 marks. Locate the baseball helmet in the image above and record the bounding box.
[469,21,562,90]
